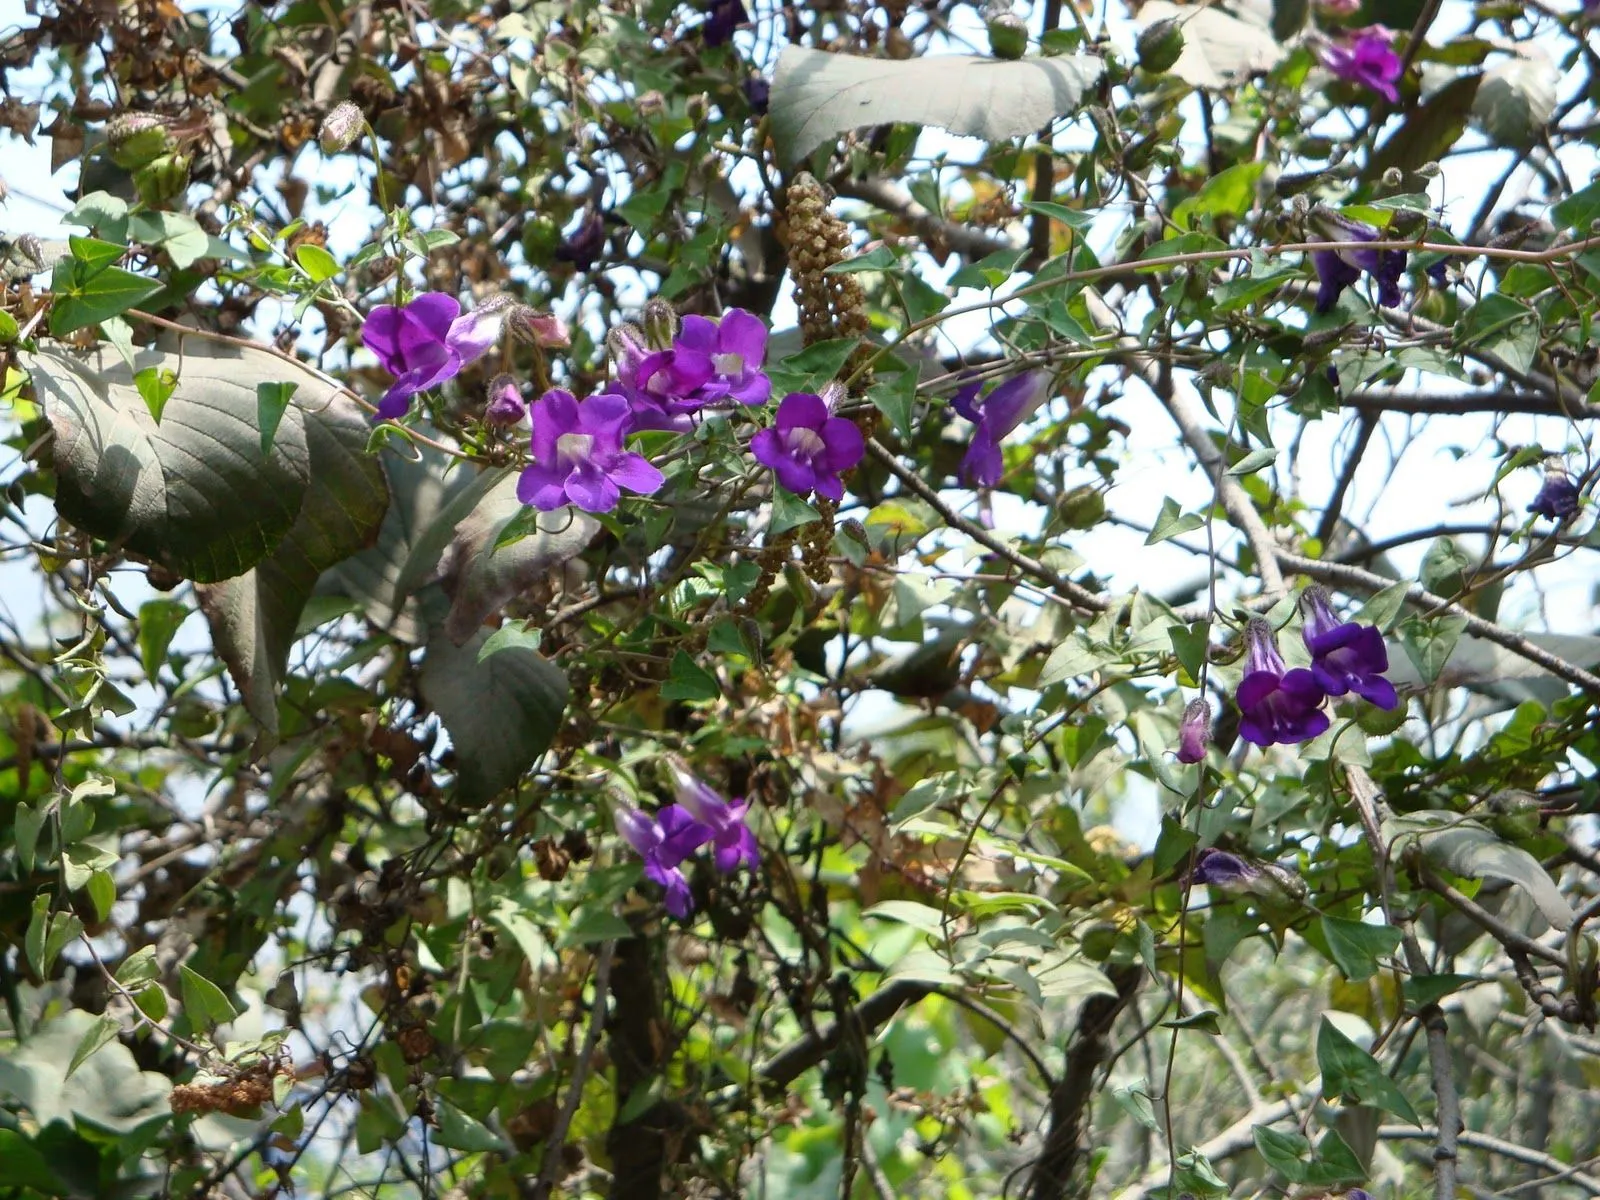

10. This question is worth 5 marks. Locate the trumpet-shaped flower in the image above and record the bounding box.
[1308,207,1406,314]
[1236,619,1329,747]
[517,389,664,514]
[362,293,502,420]
[1318,26,1403,102]
[669,761,759,874]
[950,371,1048,487]
[1300,587,1398,709]
[616,804,711,918]
[751,391,865,502]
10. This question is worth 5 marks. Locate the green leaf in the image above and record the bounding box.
[178,964,239,1029]
[133,982,169,1022]
[660,649,720,701]
[48,257,161,336]
[65,190,129,234]
[1316,1016,1422,1125]
[86,870,115,922]
[1459,293,1540,377]
[1399,613,1467,684]
[24,895,48,975]
[1384,810,1576,931]
[1320,915,1401,982]
[1175,163,1264,228]
[0,1010,171,1134]
[1021,200,1096,232]
[770,46,1103,165]
[825,244,897,274]
[1146,497,1205,544]
[294,243,340,283]
[770,488,820,535]
[133,365,178,423]
[1161,1009,1222,1035]
[868,370,917,440]
[1226,447,1278,477]
[116,946,162,987]
[862,899,945,936]
[434,1101,507,1152]
[14,801,43,872]
[1167,622,1209,679]
[1553,178,1600,233]
[69,235,125,271]
[137,598,190,680]
[24,344,315,583]
[65,1013,121,1080]
[128,210,212,269]
[257,380,299,457]
[1403,973,1476,1008]
[478,621,544,663]
[777,337,859,381]
[418,592,569,803]
[1253,1124,1313,1183]
[0,309,17,343]
[1354,580,1410,632]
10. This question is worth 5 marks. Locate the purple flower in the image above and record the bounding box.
[616,804,711,918]
[485,375,526,427]
[1176,699,1211,764]
[669,760,759,874]
[950,371,1048,487]
[1528,467,1580,521]
[362,293,502,420]
[751,391,865,502]
[517,389,665,513]
[1236,619,1330,747]
[1300,587,1398,710]
[555,211,606,270]
[1318,26,1403,103]
[620,310,771,430]
[1309,207,1407,314]
[744,77,771,114]
[703,0,750,46]
[1191,848,1259,888]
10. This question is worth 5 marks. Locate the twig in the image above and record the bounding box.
[1378,1126,1600,1195]
[531,941,616,1200]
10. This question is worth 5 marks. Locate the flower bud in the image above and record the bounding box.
[485,374,526,426]
[1137,19,1186,75]
[107,112,173,170]
[319,101,364,154]
[509,306,571,349]
[607,323,648,372]
[642,298,679,349]
[133,152,190,207]
[1176,699,1210,764]
[986,12,1029,60]
[637,90,667,119]
[743,77,770,114]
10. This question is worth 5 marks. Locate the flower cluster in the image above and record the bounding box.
[1235,589,1398,749]
[363,292,867,515]
[615,763,758,918]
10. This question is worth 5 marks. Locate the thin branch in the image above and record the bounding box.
[1379,1127,1600,1195]
[531,941,616,1200]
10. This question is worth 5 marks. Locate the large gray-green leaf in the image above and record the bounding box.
[1385,810,1575,931]
[197,389,389,733]
[435,473,598,646]
[24,343,319,583]
[317,452,476,644]
[1384,631,1600,706]
[0,1009,171,1135]
[1472,50,1556,149]
[771,46,1104,166]
[418,590,568,803]
[1134,2,1284,90]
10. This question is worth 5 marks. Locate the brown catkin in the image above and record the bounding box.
[785,173,871,367]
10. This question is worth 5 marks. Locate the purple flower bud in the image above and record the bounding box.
[485,375,526,427]
[743,76,770,114]
[1528,467,1580,522]
[319,101,364,154]
[702,0,750,46]
[509,307,571,349]
[1190,849,1259,888]
[1300,587,1398,709]
[751,392,866,502]
[1236,619,1330,747]
[555,211,606,270]
[1176,699,1210,764]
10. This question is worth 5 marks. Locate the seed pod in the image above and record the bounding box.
[987,12,1028,60]
[1136,19,1185,75]
[318,101,364,154]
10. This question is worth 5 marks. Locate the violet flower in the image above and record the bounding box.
[1318,26,1403,103]
[622,309,771,430]
[616,804,711,918]
[1300,587,1398,710]
[751,391,865,502]
[362,293,502,420]
[1191,848,1259,888]
[669,761,759,874]
[950,371,1048,487]
[1176,699,1211,764]
[1236,619,1330,747]
[517,389,665,514]
[677,310,771,406]
[1308,207,1407,314]
[744,77,771,114]
[703,0,750,45]
[1528,467,1580,522]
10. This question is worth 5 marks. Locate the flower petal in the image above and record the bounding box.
[816,417,865,473]
[750,428,784,471]
[564,463,622,513]
[362,305,405,369]
[608,452,666,496]
[716,309,768,366]
[775,392,828,433]
[516,463,571,511]
[446,307,503,363]
[772,456,818,497]
[530,389,580,462]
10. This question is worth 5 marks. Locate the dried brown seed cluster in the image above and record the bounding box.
[786,173,871,353]
[170,1063,284,1116]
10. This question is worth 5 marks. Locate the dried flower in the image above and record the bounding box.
[509,307,571,349]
